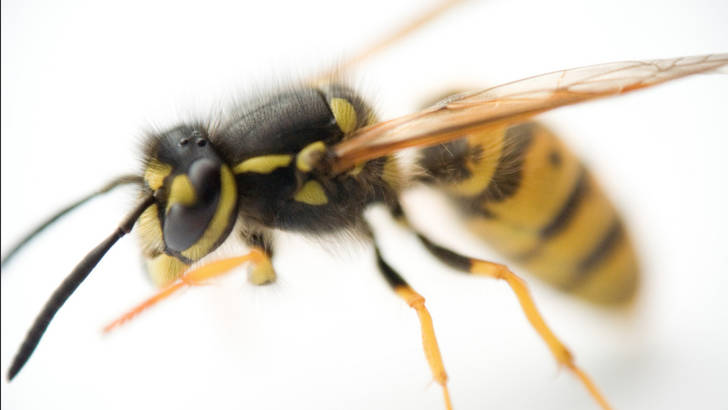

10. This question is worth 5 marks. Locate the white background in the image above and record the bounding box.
[2,0,727,409]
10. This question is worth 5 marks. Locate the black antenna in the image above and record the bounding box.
[6,193,155,381]
[1,175,143,267]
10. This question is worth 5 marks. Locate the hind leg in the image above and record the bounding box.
[388,204,612,410]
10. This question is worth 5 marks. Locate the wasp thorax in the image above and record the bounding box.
[143,125,238,262]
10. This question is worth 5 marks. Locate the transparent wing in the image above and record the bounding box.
[330,54,728,173]
[310,0,465,83]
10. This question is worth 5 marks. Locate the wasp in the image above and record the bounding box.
[2,1,727,409]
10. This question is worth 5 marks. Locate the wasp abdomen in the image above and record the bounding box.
[418,122,639,305]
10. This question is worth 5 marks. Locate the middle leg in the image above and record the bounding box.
[374,246,453,410]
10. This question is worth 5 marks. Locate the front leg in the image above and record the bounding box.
[241,229,276,286]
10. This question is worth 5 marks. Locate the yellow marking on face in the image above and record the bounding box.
[181,165,238,261]
[330,98,357,133]
[166,175,197,211]
[144,159,172,190]
[146,253,189,288]
[138,204,164,256]
[234,154,292,174]
[296,141,326,172]
[293,180,328,205]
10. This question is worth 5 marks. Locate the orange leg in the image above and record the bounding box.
[419,235,612,410]
[470,260,611,410]
[375,249,453,410]
[103,249,266,333]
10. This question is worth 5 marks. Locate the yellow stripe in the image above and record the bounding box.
[523,177,616,285]
[181,165,238,260]
[446,128,505,197]
[481,124,581,229]
[234,154,292,174]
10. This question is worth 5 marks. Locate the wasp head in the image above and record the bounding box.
[142,125,238,263]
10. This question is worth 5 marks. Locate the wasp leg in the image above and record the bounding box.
[374,248,453,410]
[242,230,276,286]
[103,250,266,333]
[247,252,275,286]
[416,234,612,410]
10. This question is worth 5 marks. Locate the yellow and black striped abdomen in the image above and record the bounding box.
[418,122,638,305]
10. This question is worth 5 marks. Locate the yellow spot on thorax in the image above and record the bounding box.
[293,180,328,205]
[167,175,197,211]
[347,162,366,177]
[234,154,292,174]
[144,159,172,190]
[296,141,326,172]
[329,98,358,133]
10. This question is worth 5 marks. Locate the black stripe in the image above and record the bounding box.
[417,235,472,272]
[563,219,624,290]
[540,168,589,238]
[578,219,624,273]
[478,123,534,203]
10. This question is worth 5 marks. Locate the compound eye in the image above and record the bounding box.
[187,159,218,202]
[162,159,221,253]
